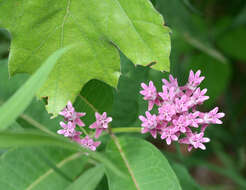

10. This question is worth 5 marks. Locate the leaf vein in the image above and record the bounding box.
[26,152,81,190]
[109,133,140,190]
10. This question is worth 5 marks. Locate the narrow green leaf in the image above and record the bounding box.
[66,165,104,190]
[0,131,79,150]
[0,130,123,179]
[105,136,181,190]
[0,147,87,190]
[0,59,64,134]
[0,46,71,130]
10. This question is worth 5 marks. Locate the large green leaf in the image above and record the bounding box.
[105,136,181,190]
[0,0,171,115]
[73,79,115,127]
[0,147,87,190]
[0,46,71,130]
[111,53,168,127]
[0,60,112,134]
[0,57,122,179]
[66,165,104,190]
[111,64,159,127]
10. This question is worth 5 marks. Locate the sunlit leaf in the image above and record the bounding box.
[0,0,171,115]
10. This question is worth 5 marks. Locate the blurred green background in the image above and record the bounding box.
[156,0,246,189]
[1,0,246,189]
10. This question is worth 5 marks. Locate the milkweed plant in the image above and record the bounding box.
[57,70,224,152]
[0,0,230,189]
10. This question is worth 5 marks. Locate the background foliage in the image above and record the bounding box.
[1,0,246,190]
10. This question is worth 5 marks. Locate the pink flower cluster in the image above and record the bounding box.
[139,70,225,151]
[58,101,112,151]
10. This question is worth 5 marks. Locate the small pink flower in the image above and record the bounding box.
[179,132,210,151]
[59,101,86,127]
[159,86,176,102]
[70,131,82,143]
[201,124,209,133]
[186,70,205,91]
[57,121,76,137]
[57,101,110,152]
[59,101,75,118]
[161,126,178,145]
[89,112,112,138]
[188,88,209,107]
[80,136,101,151]
[162,74,183,96]
[139,111,158,138]
[162,74,178,87]
[187,112,200,128]
[172,115,189,133]
[139,70,225,151]
[175,95,189,113]
[199,107,225,124]
[140,81,160,111]
[158,103,176,122]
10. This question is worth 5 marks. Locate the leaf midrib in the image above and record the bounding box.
[26,152,81,190]
[109,132,140,190]
[78,95,140,189]
[1,93,140,188]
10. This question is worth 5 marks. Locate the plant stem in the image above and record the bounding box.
[108,128,140,189]
[175,142,184,161]
[20,114,57,136]
[111,127,141,134]
[80,127,89,136]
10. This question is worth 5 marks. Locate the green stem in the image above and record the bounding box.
[111,127,141,133]
[80,127,89,136]
[20,114,57,136]
[175,142,184,161]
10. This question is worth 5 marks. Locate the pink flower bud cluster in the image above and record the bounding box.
[139,70,225,151]
[58,101,112,151]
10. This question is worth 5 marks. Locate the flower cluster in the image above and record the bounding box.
[139,70,225,151]
[58,101,112,151]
